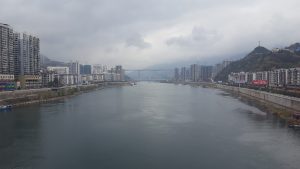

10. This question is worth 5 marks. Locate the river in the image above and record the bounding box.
[0,82,300,169]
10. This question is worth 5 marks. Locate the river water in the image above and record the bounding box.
[0,82,300,169]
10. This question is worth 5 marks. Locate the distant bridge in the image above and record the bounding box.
[124,69,173,81]
[124,69,173,72]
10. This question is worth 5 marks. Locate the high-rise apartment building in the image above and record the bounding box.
[92,64,103,74]
[13,33,21,75]
[17,33,41,89]
[69,61,80,75]
[115,65,125,81]
[222,60,232,68]
[19,33,40,75]
[0,23,41,89]
[190,64,213,82]
[68,61,81,84]
[180,67,190,81]
[190,64,200,82]
[84,65,92,74]
[80,64,92,74]
[0,23,14,75]
[200,65,213,82]
[174,68,179,81]
[180,67,185,81]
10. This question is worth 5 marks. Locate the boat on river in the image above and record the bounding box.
[0,105,12,111]
[288,113,300,129]
[129,82,137,86]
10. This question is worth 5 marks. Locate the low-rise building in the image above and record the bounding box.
[103,73,113,81]
[41,70,56,87]
[0,74,15,91]
[0,74,15,81]
[92,74,104,82]
[19,75,42,89]
[287,68,300,86]
[81,75,93,84]
[229,67,300,87]
[59,74,75,86]
[47,66,69,74]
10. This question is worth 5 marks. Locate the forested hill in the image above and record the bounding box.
[214,43,300,82]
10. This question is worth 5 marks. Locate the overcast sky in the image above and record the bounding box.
[1,0,300,68]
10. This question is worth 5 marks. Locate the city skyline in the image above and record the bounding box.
[1,0,300,69]
[1,22,126,90]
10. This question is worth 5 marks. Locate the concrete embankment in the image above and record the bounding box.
[216,84,300,112]
[173,81,300,116]
[0,82,129,107]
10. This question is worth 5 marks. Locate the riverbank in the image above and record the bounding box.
[215,84,300,119]
[0,81,130,107]
[173,81,300,119]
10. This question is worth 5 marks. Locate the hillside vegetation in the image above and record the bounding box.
[215,43,300,82]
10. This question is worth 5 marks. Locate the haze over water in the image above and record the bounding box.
[1,82,300,169]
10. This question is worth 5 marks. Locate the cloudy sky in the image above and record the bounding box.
[1,0,300,68]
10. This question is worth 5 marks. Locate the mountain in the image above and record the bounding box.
[285,43,300,54]
[214,43,300,82]
[41,55,67,68]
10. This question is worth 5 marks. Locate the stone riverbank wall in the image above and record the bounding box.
[216,84,300,111]
[0,82,129,107]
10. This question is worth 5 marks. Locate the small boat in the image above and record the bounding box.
[130,82,137,86]
[294,125,300,129]
[288,117,300,129]
[288,124,300,129]
[0,105,12,111]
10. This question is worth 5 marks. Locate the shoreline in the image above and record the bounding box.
[0,82,130,108]
[172,81,299,120]
[5,81,298,121]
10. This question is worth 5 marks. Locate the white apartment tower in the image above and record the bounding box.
[69,61,80,75]
[68,61,81,84]
[13,32,21,75]
[19,33,40,75]
[0,23,14,75]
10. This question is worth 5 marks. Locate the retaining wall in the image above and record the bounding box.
[0,83,112,106]
[217,84,300,111]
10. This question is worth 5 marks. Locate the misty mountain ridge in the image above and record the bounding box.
[126,53,244,80]
[41,55,67,68]
[41,42,300,81]
[285,42,300,54]
[215,42,300,82]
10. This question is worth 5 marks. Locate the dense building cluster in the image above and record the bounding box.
[212,60,232,78]
[228,68,300,86]
[174,61,231,82]
[0,24,41,76]
[174,64,213,82]
[0,23,40,89]
[42,63,125,87]
[0,23,125,91]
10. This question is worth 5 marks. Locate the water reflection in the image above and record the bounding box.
[0,106,42,169]
[0,83,300,169]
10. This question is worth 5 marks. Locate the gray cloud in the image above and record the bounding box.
[166,27,221,47]
[1,0,300,68]
[126,33,151,49]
